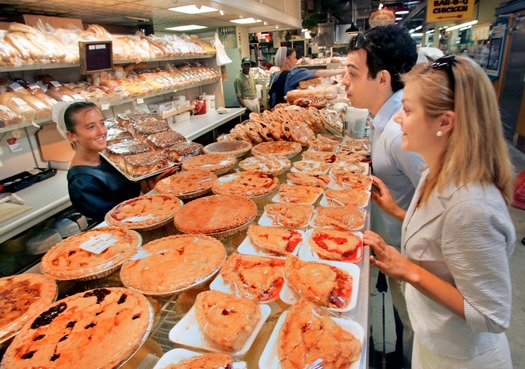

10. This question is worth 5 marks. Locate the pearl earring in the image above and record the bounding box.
[437,131,443,137]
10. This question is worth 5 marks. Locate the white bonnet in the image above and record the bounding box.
[51,101,74,141]
[274,46,287,67]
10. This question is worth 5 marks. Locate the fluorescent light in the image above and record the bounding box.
[230,18,261,24]
[445,20,478,31]
[459,26,472,31]
[426,30,434,34]
[411,33,423,37]
[396,17,402,21]
[395,10,409,15]
[407,1,419,4]
[165,25,208,31]
[168,5,217,14]
[415,25,422,30]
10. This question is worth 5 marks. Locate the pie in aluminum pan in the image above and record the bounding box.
[251,141,302,158]
[212,171,279,197]
[154,169,218,198]
[203,140,252,158]
[181,153,237,174]
[238,155,291,176]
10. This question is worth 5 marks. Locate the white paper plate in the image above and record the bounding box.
[280,259,360,312]
[237,229,306,259]
[153,348,247,369]
[318,190,371,208]
[258,311,364,369]
[169,303,271,357]
[298,229,364,263]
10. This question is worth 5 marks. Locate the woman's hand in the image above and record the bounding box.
[370,175,406,222]
[141,167,179,193]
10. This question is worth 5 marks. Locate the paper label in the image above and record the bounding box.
[129,248,152,260]
[80,234,117,254]
[28,84,39,90]
[34,101,47,110]
[0,105,9,111]
[9,82,23,92]
[62,95,74,102]
[137,97,144,104]
[51,81,62,87]
[12,98,28,107]
[101,102,110,111]
[48,98,58,104]
[73,94,84,100]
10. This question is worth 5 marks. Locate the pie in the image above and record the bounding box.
[292,160,331,174]
[194,290,261,351]
[336,150,371,164]
[105,194,183,229]
[278,183,323,204]
[246,224,303,256]
[278,299,362,369]
[309,228,363,262]
[301,150,337,163]
[324,188,370,207]
[286,172,330,188]
[154,169,217,197]
[212,171,279,197]
[120,234,226,295]
[174,195,258,234]
[313,206,366,231]
[251,141,302,158]
[264,203,314,228]
[203,140,252,158]
[284,255,353,309]
[0,274,57,344]
[121,151,170,177]
[330,172,372,190]
[181,153,237,174]
[220,253,285,302]
[166,141,204,162]
[162,353,232,369]
[41,227,142,280]
[1,287,152,369]
[307,138,340,152]
[331,161,369,176]
[238,155,291,175]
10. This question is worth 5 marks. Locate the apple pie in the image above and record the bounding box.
[212,171,279,197]
[246,224,303,256]
[301,150,337,163]
[251,141,302,158]
[162,353,232,369]
[0,274,57,344]
[330,172,372,190]
[120,234,226,295]
[221,253,285,302]
[2,287,152,369]
[309,228,363,262]
[284,255,353,309]
[278,183,323,204]
[324,188,370,207]
[238,155,291,175]
[194,290,261,351]
[286,172,330,188]
[154,169,217,197]
[313,206,366,230]
[264,203,314,228]
[181,153,237,174]
[278,299,362,369]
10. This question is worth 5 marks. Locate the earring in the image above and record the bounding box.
[437,130,443,137]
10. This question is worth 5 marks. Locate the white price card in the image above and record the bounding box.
[80,234,117,254]
[101,102,110,111]
[137,98,144,104]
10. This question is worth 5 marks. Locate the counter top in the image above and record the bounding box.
[171,108,245,140]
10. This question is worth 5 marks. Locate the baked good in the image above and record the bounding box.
[212,171,279,197]
[194,290,261,351]
[121,151,169,177]
[120,234,226,295]
[128,119,169,139]
[330,161,369,176]
[106,127,132,143]
[292,160,331,175]
[286,172,330,188]
[1,287,152,369]
[284,255,353,309]
[324,188,370,207]
[221,253,285,302]
[146,130,186,150]
[104,139,150,169]
[166,141,204,162]
[301,150,337,163]
[264,203,314,228]
[181,153,237,174]
[307,138,340,152]
[203,140,252,158]
[0,274,57,344]
[41,227,141,280]
[105,194,183,229]
[336,149,371,164]
[162,353,232,369]
[252,141,302,158]
[330,172,372,190]
[154,169,217,197]
[309,228,363,261]
[238,155,291,175]
[246,224,303,256]
[278,299,362,369]
[313,206,366,230]
[174,195,257,234]
[278,183,323,204]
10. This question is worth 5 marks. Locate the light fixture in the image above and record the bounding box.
[230,18,261,24]
[410,33,423,37]
[395,17,402,21]
[445,20,478,31]
[345,22,359,37]
[219,10,224,15]
[168,5,217,14]
[459,25,472,31]
[166,25,208,31]
[395,10,409,15]
[275,25,279,29]
[426,29,435,35]
[415,25,422,30]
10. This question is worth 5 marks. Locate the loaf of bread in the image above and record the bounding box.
[0,92,36,121]
[0,104,24,127]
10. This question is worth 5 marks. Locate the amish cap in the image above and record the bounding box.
[51,101,74,141]
[241,57,253,65]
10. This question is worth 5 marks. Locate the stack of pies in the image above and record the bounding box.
[181,153,237,175]
[212,171,279,198]
[309,228,363,262]
[41,227,142,281]
[251,141,302,158]
[154,169,217,199]
[1,287,152,369]
[247,224,303,256]
[0,274,57,344]
[264,203,315,228]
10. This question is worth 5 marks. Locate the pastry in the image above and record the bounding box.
[264,203,314,228]
[301,150,337,163]
[212,171,279,197]
[194,290,261,351]
[336,150,371,164]
[278,299,362,369]
[203,140,252,158]
[181,153,237,174]
[313,206,366,230]
[121,151,169,177]
[238,155,291,175]
[286,172,330,188]
[1,287,152,369]
[324,188,370,207]
[309,228,362,261]
[104,139,150,168]
[221,253,285,302]
[292,160,331,175]
[41,227,141,280]
[284,255,353,309]
[154,169,217,197]
[278,183,323,204]
[162,353,232,369]
[330,172,372,190]
[120,234,226,295]
[146,130,186,150]
[246,224,303,256]
[251,141,302,158]
[128,119,169,139]
[330,161,369,176]
[0,274,57,344]
[106,127,132,143]
[166,141,204,162]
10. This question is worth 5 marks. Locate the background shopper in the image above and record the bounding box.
[234,57,260,113]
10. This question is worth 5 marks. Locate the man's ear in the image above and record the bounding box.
[378,70,391,88]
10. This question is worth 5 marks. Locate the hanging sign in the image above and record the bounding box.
[79,41,113,75]
[485,18,508,79]
[426,0,475,23]
[369,9,396,28]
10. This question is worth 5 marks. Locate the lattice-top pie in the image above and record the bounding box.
[0,274,57,344]
[41,227,142,280]
[181,153,237,174]
[212,171,279,197]
[154,170,217,197]
[251,141,302,158]
[1,287,152,369]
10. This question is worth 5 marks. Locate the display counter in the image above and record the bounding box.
[173,108,246,141]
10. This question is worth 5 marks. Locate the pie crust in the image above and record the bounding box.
[163,353,232,369]
[204,140,252,158]
[278,183,324,204]
[238,155,291,175]
[292,160,331,175]
[174,195,258,234]
[1,287,152,369]
[301,150,337,163]
[313,206,366,231]
[286,172,330,188]
[0,274,57,344]
[120,234,226,295]
[309,228,363,261]
[221,253,285,302]
[105,194,183,230]
[41,227,142,281]
[181,153,237,174]
[324,188,370,207]
[251,141,302,158]
[154,170,217,198]
[330,172,372,190]
[264,203,314,228]
[246,224,303,256]
[212,171,279,197]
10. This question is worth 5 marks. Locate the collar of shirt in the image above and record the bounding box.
[371,90,403,133]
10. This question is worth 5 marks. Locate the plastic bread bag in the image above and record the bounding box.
[0,104,24,127]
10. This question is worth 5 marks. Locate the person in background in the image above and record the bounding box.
[342,25,423,368]
[234,57,260,113]
[52,101,175,222]
[259,57,273,70]
[269,46,346,108]
[364,55,514,369]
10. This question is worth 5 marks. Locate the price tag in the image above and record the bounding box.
[12,98,28,107]
[137,97,144,104]
[80,234,117,254]
[101,102,110,111]
[28,84,39,90]
[9,82,23,92]
[129,248,152,261]
[34,101,47,110]
[0,105,9,111]
[73,94,84,101]
[62,96,74,102]
[51,81,62,87]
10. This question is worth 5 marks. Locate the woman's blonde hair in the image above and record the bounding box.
[403,56,513,204]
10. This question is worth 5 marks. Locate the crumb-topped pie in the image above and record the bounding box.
[120,234,226,295]
[154,170,217,198]
[41,227,142,281]
[212,171,279,197]
[220,253,285,302]
[1,287,152,369]
[313,206,366,231]
[246,224,303,256]
[105,194,183,230]
[292,160,331,175]
[251,141,302,158]
[264,203,314,228]
[278,183,323,204]
[0,274,57,344]
[174,195,258,235]
[238,155,291,175]
[181,153,237,174]
[162,353,232,369]
[309,228,363,262]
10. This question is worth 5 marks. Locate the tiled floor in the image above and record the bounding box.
[368,143,525,369]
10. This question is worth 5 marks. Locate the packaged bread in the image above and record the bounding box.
[18,93,52,119]
[0,104,24,127]
[0,39,21,66]
[0,92,36,121]
[8,22,38,35]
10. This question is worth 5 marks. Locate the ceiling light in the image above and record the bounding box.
[230,18,261,24]
[445,20,478,31]
[166,25,208,31]
[426,29,435,34]
[415,25,422,30]
[275,25,279,29]
[395,10,409,15]
[168,5,217,14]
[406,1,420,5]
[395,17,402,21]
[410,33,423,37]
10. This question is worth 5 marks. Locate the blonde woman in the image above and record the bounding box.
[365,55,515,368]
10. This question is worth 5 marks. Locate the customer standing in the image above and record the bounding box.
[364,55,514,369]
[342,25,423,367]
[234,57,260,113]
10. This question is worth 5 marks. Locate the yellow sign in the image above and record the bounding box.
[426,0,475,23]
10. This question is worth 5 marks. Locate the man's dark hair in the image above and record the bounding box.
[348,25,417,92]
